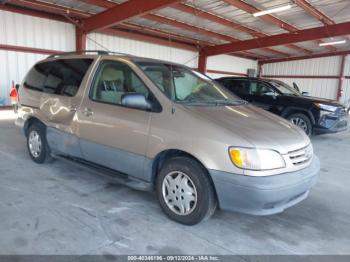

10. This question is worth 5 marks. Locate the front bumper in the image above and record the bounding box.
[314,110,348,134]
[209,156,320,215]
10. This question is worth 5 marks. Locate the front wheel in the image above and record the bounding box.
[287,113,312,136]
[156,157,217,225]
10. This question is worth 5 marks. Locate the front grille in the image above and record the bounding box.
[288,144,313,166]
[338,107,347,116]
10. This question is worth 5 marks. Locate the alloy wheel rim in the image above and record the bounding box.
[28,131,42,158]
[289,117,308,132]
[162,171,197,216]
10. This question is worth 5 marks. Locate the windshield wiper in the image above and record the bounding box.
[211,99,247,106]
[176,100,211,106]
[176,99,246,106]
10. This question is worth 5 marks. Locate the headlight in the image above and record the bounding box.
[314,103,338,112]
[229,147,285,170]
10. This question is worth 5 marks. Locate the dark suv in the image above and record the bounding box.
[216,77,348,136]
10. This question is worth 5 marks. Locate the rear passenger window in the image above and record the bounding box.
[24,59,93,97]
[223,80,251,96]
[24,62,50,92]
[90,60,149,106]
[250,81,274,96]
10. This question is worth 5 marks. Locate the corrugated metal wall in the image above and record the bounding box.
[0,10,75,105]
[87,33,257,78]
[262,56,350,104]
[0,51,47,105]
[0,10,75,50]
[207,55,258,79]
[263,56,341,76]
[343,56,350,107]
[86,32,199,68]
[266,77,339,100]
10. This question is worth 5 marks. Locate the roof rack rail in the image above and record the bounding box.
[47,50,109,59]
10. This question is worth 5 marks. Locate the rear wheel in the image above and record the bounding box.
[156,157,217,225]
[27,123,53,164]
[287,113,312,136]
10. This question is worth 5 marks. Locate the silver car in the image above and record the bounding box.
[16,51,320,224]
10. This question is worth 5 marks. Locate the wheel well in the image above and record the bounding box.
[151,149,218,198]
[24,117,45,137]
[283,109,315,124]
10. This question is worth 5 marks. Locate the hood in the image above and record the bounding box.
[183,104,310,154]
[284,94,343,106]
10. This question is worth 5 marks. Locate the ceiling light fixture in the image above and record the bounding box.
[253,4,292,17]
[319,40,347,46]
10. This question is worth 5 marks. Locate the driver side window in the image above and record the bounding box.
[173,70,199,100]
[250,81,274,96]
[91,60,149,105]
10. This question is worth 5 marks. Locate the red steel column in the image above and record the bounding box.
[258,62,263,77]
[337,55,346,101]
[76,27,86,51]
[198,51,207,74]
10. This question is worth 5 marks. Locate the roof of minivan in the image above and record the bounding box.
[43,52,191,69]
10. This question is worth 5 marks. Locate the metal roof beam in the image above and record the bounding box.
[238,51,269,60]
[204,21,350,56]
[223,0,298,32]
[83,0,181,32]
[172,3,265,37]
[81,0,114,9]
[223,0,336,51]
[0,4,69,22]
[261,48,290,57]
[143,14,239,42]
[117,23,211,47]
[260,50,350,64]
[8,0,89,18]
[172,3,311,55]
[79,0,302,57]
[295,0,334,25]
[100,28,197,51]
[1,3,200,52]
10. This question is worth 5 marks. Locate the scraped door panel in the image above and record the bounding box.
[39,58,94,157]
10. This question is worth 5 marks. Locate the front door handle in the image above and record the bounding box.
[82,108,93,117]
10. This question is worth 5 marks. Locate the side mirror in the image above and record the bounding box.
[302,91,310,96]
[264,91,277,98]
[121,93,152,111]
[293,82,300,92]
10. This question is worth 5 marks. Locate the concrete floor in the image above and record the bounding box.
[0,118,350,255]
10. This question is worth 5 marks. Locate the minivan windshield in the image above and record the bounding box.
[135,61,244,106]
[268,80,300,96]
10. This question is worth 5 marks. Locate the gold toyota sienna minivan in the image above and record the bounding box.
[16,51,320,225]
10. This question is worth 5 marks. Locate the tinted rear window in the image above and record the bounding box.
[23,62,50,92]
[24,59,93,96]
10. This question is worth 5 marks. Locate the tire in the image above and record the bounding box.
[287,113,312,136]
[27,123,53,164]
[156,156,217,225]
